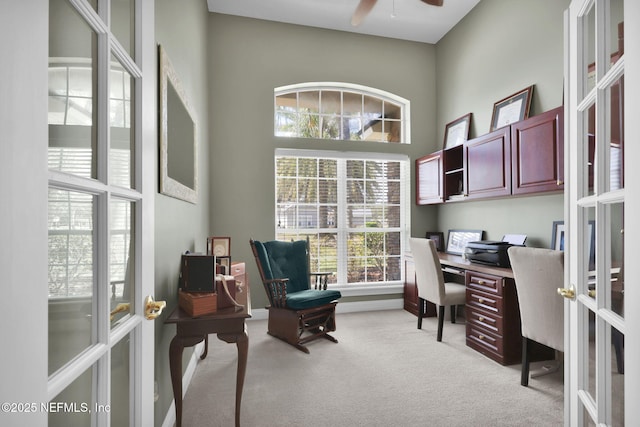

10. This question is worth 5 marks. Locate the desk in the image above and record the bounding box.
[405,252,552,365]
[165,303,251,427]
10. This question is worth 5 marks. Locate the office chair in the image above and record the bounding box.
[250,238,341,353]
[507,246,564,386]
[409,237,467,342]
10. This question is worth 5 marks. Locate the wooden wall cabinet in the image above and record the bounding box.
[415,106,564,205]
[511,106,564,195]
[464,127,512,200]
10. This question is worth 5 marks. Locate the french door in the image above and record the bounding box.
[0,1,156,426]
[564,0,639,424]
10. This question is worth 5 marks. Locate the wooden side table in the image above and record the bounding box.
[165,303,251,427]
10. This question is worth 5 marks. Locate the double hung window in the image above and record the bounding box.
[275,149,409,287]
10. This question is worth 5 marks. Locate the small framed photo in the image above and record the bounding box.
[490,85,534,131]
[443,113,472,149]
[552,220,595,270]
[425,231,445,252]
[446,229,483,256]
[207,236,231,257]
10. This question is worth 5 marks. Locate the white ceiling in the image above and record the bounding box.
[207,0,482,44]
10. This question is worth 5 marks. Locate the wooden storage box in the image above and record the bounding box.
[178,290,217,317]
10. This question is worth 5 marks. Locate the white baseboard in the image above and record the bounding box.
[247,297,403,320]
[160,298,403,426]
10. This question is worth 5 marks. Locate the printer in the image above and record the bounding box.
[464,234,526,268]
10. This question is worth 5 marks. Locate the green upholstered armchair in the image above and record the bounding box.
[250,238,341,353]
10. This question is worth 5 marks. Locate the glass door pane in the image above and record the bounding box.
[48,189,95,375]
[49,0,98,179]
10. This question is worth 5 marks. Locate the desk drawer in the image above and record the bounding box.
[467,306,503,336]
[466,288,503,316]
[466,324,504,362]
[466,271,504,295]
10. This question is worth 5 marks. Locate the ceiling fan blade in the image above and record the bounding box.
[351,0,377,27]
[421,0,444,6]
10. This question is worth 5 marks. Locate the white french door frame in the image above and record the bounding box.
[565,0,639,425]
[0,1,155,426]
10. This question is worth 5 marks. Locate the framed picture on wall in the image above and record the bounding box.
[425,231,445,252]
[446,229,483,255]
[443,113,472,149]
[551,220,595,270]
[490,85,534,131]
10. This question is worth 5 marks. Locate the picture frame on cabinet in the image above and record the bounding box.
[443,113,472,149]
[490,85,534,131]
[425,231,445,252]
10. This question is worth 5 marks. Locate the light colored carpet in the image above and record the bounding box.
[180,309,564,426]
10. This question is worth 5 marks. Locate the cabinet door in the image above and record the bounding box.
[415,151,443,204]
[511,106,564,195]
[464,127,511,199]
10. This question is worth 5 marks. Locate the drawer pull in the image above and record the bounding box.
[478,334,485,340]
[477,279,486,285]
[478,316,485,322]
[478,298,485,304]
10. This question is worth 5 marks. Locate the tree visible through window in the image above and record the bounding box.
[275,149,409,286]
[274,83,410,144]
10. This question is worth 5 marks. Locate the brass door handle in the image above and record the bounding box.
[557,285,576,300]
[144,295,166,320]
[110,303,130,321]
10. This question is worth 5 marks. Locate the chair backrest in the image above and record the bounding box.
[250,239,310,294]
[508,246,564,352]
[409,238,445,305]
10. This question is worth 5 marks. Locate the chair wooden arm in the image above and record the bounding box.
[264,278,288,308]
[310,271,334,290]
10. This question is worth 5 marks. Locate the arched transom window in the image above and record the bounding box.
[274,82,411,144]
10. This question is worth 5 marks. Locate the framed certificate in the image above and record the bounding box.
[443,113,472,149]
[490,85,533,131]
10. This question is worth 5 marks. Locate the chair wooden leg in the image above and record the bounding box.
[417,297,424,330]
[437,305,445,342]
[450,305,456,324]
[521,337,531,386]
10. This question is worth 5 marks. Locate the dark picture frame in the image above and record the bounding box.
[446,229,483,256]
[551,220,595,270]
[425,231,445,252]
[443,113,472,149]
[490,85,534,131]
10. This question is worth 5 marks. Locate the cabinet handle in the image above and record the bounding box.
[557,180,564,186]
[479,334,485,340]
[478,298,485,304]
[478,316,485,322]
[477,280,486,285]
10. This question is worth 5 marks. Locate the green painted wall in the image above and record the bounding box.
[434,0,570,247]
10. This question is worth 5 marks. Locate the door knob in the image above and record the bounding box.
[144,295,166,320]
[557,285,576,300]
